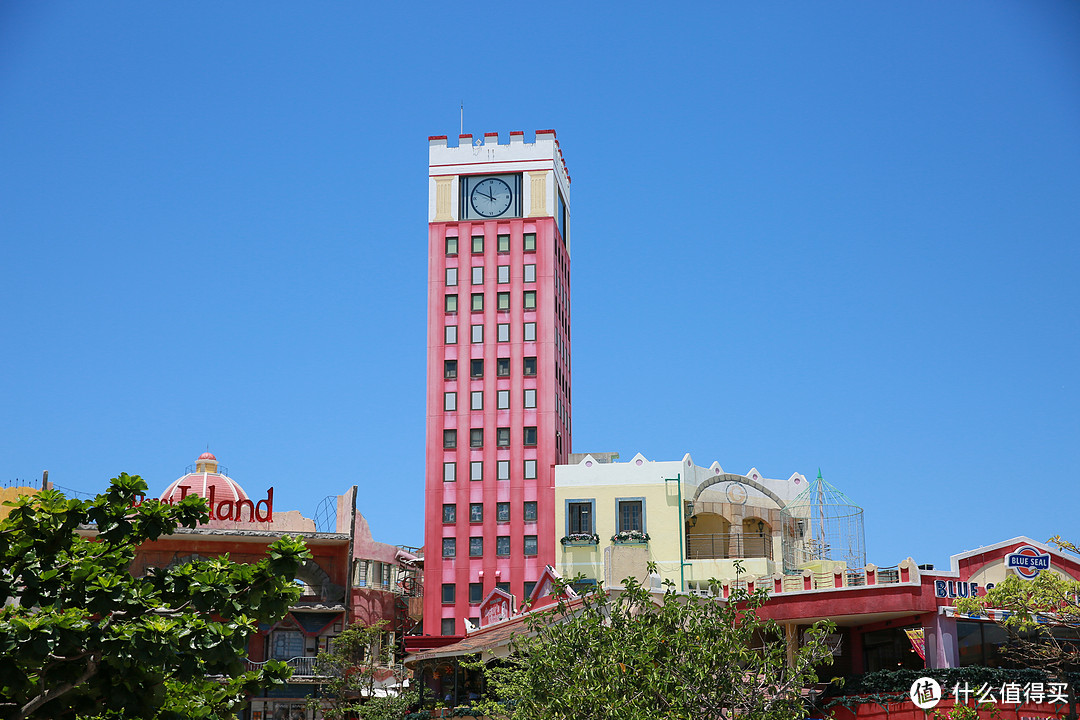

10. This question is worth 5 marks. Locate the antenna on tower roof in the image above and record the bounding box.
[460,101,463,136]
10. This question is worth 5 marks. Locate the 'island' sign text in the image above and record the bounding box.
[135,486,274,523]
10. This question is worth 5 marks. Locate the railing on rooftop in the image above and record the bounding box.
[686,532,772,560]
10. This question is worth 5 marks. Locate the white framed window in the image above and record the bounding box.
[472,266,484,285]
[497,323,509,342]
[524,459,537,479]
[498,265,510,284]
[497,389,509,409]
[444,462,456,482]
[444,325,457,344]
[471,324,483,343]
[524,389,536,408]
[445,267,458,286]
[470,461,483,481]
[524,322,536,342]
[471,390,483,410]
[498,460,510,480]
[524,264,536,283]
[444,392,456,411]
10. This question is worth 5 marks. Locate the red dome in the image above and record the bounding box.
[159,472,249,504]
[198,451,217,461]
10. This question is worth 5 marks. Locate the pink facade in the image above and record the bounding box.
[422,131,572,638]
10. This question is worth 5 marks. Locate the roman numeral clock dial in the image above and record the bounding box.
[470,177,513,218]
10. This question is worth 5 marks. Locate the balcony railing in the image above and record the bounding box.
[686,532,772,560]
[246,655,322,679]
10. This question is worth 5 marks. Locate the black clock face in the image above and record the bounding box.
[470,177,513,218]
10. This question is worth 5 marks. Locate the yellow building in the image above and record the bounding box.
[554,452,809,593]
[0,483,46,522]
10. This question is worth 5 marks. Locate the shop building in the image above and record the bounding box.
[130,452,421,720]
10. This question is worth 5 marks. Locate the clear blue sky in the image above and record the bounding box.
[2,2,1078,569]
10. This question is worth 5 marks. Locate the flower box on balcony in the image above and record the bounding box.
[611,530,650,544]
[560,533,600,546]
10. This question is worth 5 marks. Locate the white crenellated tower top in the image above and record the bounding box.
[428,130,570,226]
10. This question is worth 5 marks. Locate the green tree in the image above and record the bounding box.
[473,569,836,720]
[309,620,414,720]
[0,473,311,720]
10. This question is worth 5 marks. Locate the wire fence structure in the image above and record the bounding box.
[780,470,865,575]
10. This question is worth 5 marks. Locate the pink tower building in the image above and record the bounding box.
[423,130,572,637]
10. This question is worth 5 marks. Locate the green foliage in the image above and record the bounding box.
[0,473,311,720]
[471,571,835,720]
[820,667,1071,713]
[309,620,415,720]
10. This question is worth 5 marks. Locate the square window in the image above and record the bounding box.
[472,235,484,253]
[523,501,537,522]
[471,390,483,410]
[496,358,511,376]
[496,536,510,556]
[523,535,538,556]
[470,428,483,448]
[442,537,456,558]
[523,357,537,376]
[497,389,509,409]
[496,427,510,446]
[568,500,594,534]
[471,293,484,312]
[523,291,536,310]
[524,459,537,479]
[524,264,536,283]
[470,503,483,523]
[497,502,510,522]
[441,618,456,635]
[524,426,537,445]
[469,582,483,604]
[446,236,458,255]
[445,325,457,344]
[444,392,456,411]
[617,499,644,533]
[469,537,483,557]
[443,504,456,523]
[470,460,483,481]
[443,431,457,449]
[524,581,536,599]
[446,267,458,286]
[496,581,510,594]
[445,360,457,379]
[443,462,456,482]
[497,234,510,252]
[523,322,536,342]
[498,265,510,284]
[442,583,455,604]
[524,389,536,408]
[497,460,509,481]
[497,323,509,342]
[470,359,483,378]
[497,292,510,311]
[471,324,483,343]
[523,233,536,252]
[445,295,458,313]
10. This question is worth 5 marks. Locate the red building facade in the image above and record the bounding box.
[421,131,572,639]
